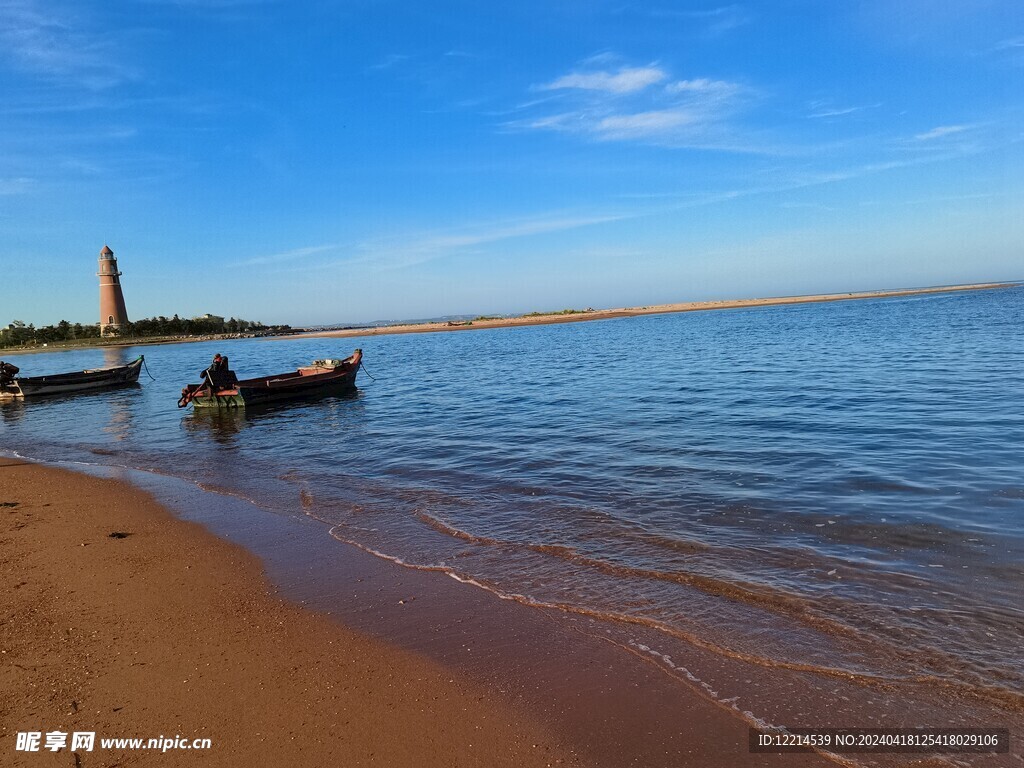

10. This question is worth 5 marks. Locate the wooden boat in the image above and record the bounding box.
[0,356,145,399]
[178,349,362,409]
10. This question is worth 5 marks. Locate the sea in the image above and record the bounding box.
[3,286,1022,763]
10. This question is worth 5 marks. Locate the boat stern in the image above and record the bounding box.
[0,383,24,400]
[179,384,244,409]
[191,393,246,409]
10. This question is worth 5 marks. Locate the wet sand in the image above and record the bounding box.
[297,282,1015,340]
[0,458,836,767]
[0,457,580,767]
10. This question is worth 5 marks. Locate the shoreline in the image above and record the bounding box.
[2,282,1015,356]
[292,281,1017,340]
[0,457,581,767]
[0,332,299,358]
[0,457,835,767]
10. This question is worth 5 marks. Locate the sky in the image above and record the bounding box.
[1,0,1022,326]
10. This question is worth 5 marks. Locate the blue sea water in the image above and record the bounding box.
[3,286,1022,737]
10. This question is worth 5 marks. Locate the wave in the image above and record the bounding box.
[329,516,1024,714]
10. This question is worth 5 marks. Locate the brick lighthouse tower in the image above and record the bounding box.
[97,244,129,336]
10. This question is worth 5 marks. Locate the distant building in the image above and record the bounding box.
[194,313,225,324]
[97,245,130,336]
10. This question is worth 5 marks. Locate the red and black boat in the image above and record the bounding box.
[178,349,362,409]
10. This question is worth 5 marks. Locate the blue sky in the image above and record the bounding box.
[1,0,1022,326]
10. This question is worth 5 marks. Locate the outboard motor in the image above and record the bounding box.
[0,361,19,386]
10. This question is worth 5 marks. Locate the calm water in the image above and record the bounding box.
[3,287,1022,744]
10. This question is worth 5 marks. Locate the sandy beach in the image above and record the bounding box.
[0,457,581,767]
[0,458,840,768]
[296,282,1015,340]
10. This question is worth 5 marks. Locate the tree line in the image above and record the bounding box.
[0,316,291,349]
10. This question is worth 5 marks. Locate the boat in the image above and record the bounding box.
[178,349,362,409]
[0,356,145,399]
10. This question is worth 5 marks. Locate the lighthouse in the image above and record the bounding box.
[97,245,130,336]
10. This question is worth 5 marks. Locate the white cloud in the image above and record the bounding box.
[809,107,861,118]
[521,59,749,149]
[993,36,1024,50]
[0,0,137,89]
[262,212,637,275]
[596,109,697,140]
[369,54,410,71]
[805,100,882,119]
[648,5,753,36]
[283,212,632,274]
[914,124,970,141]
[237,244,340,267]
[542,66,667,94]
[525,113,573,130]
[666,78,738,95]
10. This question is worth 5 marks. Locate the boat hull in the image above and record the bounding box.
[0,357,144,399]
[183,351,361,409]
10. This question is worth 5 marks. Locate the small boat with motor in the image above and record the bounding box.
[0,356,145,399]
[178,349,362,409]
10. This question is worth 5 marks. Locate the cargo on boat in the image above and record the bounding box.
[178,349,362,409]
[0,356,144,399]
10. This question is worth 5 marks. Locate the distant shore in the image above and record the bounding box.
[0,331,298,357]
[295,281,1017,341]
[3,282,1015,356]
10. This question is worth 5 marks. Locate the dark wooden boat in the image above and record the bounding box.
[0,356,145,400]
[178,350,362,409]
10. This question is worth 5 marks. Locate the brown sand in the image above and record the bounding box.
[297,282,1015,340]
[0,458,581,767]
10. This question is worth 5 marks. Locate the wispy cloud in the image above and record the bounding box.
[914,124,971,141]
[779,201,836,211]
[666,78,739,96]
[615,146,986,210]
[858,192,994,207]
[353,212,629,270]
[273,212,631,274]
[540,65,667,94]
[0,0,137,89]
[896,121,992,154]
[269,138,999,278]
[785,153,971,186]
[810,107,861,118]
[593,109,698,140]
[689,4,753,35]
[369,53,410,71]
[0,177,34,195]
[992,35,1024,51]
[235,244,341,267]
[647,5,753,36]
[806,101,882,119]
[517,58,755,150]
